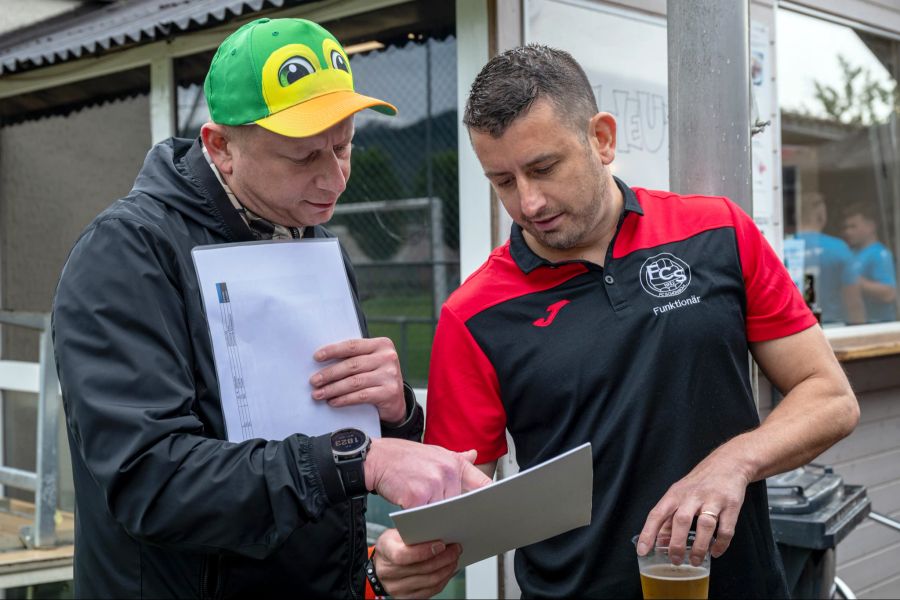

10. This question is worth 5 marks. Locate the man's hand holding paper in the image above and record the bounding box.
[310,337,407,424]
[373,529,462,599]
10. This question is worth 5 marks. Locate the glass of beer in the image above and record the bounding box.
[632,533,710,600]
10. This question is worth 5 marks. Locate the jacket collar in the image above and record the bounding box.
[184,138,257,243]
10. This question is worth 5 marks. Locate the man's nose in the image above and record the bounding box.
[316,152,348,195]
[518,180,546,218]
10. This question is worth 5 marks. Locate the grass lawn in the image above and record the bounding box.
[361,293,436,387]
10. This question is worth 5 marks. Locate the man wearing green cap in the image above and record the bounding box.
[52,18,486,599]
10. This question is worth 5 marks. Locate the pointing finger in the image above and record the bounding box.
[461,460,492,492]
[459,449,478,464]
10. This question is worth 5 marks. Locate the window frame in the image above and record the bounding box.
[776,2,900,340]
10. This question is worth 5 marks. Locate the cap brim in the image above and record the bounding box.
[255,90,397,137]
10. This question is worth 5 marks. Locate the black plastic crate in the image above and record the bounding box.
[768,471,871,550]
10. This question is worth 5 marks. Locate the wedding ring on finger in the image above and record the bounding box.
[700,510,719,521]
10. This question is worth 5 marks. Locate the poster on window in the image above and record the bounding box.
[751,21,776,230]
[527,0,669,190]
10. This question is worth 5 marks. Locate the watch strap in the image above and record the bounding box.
[311,433,347,504]
[336,454,368,499]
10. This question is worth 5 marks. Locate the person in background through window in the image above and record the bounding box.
[795,191,865,324]
[843,203,897,323]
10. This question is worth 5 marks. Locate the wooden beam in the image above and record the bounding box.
[150,56,176,143]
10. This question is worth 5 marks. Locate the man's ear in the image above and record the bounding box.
[590,112,617,165]
[200,123,236,175]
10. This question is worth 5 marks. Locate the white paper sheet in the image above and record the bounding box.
[390,443,593,567]
[192,239,380,442]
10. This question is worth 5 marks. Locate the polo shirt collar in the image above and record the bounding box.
[620,176,644,215]
[509,176,643,274]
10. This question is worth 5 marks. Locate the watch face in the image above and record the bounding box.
[331,428,368,456]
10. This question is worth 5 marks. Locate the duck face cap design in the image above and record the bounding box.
[204,18,397,137]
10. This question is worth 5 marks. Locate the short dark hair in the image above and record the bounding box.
[463,44,598,138]
[843,202,877,223]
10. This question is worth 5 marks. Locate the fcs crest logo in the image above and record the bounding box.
[640,253,692,298]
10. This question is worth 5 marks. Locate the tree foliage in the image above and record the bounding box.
[811,54,896,125]
[413,149,459,251]
[337,147,406,260]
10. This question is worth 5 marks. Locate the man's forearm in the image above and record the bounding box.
[740,325,860,482]
[860,277,897,303]
[842,284,866,324]
[724,375,858,484]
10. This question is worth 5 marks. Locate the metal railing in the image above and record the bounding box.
[832,511,900,599]
[0,311,61,548]
[366,315,435,374]
[868,511,900,533]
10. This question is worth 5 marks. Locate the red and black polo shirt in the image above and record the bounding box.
[424,178,815,598]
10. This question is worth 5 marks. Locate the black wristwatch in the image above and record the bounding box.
[331,428,371,500]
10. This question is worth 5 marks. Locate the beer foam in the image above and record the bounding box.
[640,564,709,581]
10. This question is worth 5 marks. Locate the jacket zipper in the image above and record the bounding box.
[349,499,360,599]
[200,556,209,599]
[200,555,219,600]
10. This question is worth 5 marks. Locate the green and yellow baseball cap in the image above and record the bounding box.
[204,18,397,137]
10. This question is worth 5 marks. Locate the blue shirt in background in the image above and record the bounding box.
[795,231,861,324]
[854,241,897,323]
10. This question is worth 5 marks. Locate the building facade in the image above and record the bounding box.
[0,0,899,597]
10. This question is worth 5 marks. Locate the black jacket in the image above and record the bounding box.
[52,138,424,599]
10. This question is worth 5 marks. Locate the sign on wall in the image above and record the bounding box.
[750,20,779,249]
[527,0,669,190]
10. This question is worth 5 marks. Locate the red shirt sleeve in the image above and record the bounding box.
[727,200,818,342]
[423,304,507,464]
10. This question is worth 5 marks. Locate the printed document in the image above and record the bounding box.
[192,239,380,443]
[390,443,593,567]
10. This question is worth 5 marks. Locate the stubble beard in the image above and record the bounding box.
[528,163,610,251]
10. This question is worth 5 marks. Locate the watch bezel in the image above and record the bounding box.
[331,428,369,459]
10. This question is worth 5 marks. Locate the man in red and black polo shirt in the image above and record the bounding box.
[424,45,859,598]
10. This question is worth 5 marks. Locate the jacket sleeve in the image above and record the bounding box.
[380,383,424,441]
[52,217,349,559]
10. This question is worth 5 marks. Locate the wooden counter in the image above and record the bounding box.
[829,330,900,362]
[0,498,73,589]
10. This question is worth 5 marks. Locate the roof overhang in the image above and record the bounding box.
[0,0,318,76]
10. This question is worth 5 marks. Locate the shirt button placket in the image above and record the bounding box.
[603,270,627,311]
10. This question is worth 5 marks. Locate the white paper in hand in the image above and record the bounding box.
[390,443,593,567]
[192,239,380,442]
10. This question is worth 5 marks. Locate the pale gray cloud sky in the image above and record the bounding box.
[777,9,895,121]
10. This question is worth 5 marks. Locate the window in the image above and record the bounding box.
[778,9,900,325]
